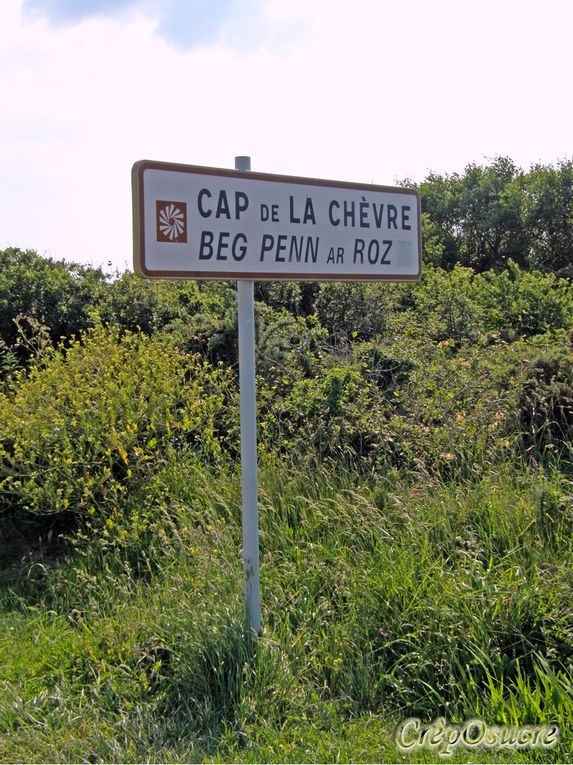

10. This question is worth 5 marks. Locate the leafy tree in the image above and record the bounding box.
[456,157,528,269]
[0,248,106,353]
[418,158,529,271]
[415,157,573,273]
[417,171,461,269]
[521,160,573,274]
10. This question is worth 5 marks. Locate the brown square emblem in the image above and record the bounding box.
[156,200,188,243]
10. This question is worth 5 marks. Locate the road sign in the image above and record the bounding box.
[132,160,422,282]
[132,156,423,636]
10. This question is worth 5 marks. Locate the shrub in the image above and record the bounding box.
[0,248,106,356]
[314,281,410,346]
[473,262,573,341]
[0,325,231,539]
[411,264,485,344]
[514,343,573,460]
[96,272,237,339]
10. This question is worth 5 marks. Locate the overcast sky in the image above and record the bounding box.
[1,0,572,271]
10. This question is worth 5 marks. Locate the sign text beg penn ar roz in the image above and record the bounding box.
[196,188,413,231]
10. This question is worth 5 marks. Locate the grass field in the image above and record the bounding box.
[2,458,572,762]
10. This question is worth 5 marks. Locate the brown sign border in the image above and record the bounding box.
[132,160,422,281]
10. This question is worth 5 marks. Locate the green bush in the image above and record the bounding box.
[275,365,388,460]
[0,248,106,359]
[314,281,411,345]
[96,271,237,339]
[0,325,231,537]
[514,343,573,460]
[411,265,486,343]
[473,263,573,341]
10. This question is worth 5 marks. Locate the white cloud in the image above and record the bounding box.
[21,0,268,50]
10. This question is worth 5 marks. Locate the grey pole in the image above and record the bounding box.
[235,155,261,635]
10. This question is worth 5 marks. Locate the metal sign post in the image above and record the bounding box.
[235,155,261,635]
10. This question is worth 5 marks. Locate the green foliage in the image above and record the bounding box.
[95,271,191,334]
[255,281,320,317]
[514,343,573,460]
[314,281,410,345]
[96,271,237,339]
[457,157,528,270]
[417,158,573,272]
[409,263,573,344]
[281,365,380,459]
[0,325,230,546]
[411,264,485,343]
[0,248,106,358]
[472,262,573,340]
[256,318,571,481]
[522,160,573,274]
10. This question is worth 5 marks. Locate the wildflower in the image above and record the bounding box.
[378,627,389,638]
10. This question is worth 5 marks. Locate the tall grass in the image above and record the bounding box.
[1,456,572,762]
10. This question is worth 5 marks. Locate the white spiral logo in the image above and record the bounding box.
[158,202,185,241]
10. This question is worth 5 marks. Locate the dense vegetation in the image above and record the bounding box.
[416,157,573,274]
[1,157,572,762]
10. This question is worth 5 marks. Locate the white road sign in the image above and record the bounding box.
[132,160,422,281]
